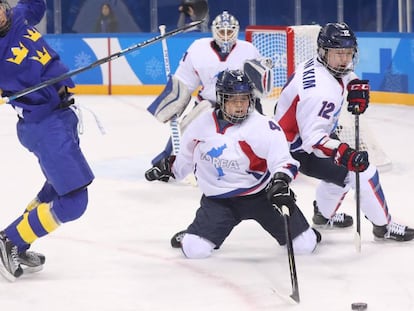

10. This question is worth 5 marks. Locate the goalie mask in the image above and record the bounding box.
[211,11,239,53]
[216,69,255,124]
[0,0,11,37]
[317,22,358,78]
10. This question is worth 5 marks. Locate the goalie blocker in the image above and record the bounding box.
[243,58,274,98]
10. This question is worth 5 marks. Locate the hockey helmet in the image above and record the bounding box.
[317,22,358,77]
[216,69,255,124]
[211,11,239,53]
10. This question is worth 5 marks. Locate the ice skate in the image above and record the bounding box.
[373,222,414,242]
[170,230,186,248]
[19,250,46,274]
[312,201,353,228]
[0,232,23,282]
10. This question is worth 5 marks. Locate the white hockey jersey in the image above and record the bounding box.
[274,57,355,156]
[174,38,261,102]
[172,110,299,198]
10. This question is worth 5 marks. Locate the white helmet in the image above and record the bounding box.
[211,11,239,53]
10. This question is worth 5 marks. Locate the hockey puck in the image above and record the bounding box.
[351,302,368,310]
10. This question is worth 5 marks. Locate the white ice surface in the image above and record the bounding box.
[0,95,413,311]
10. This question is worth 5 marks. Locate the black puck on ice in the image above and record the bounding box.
[351,302,368,310]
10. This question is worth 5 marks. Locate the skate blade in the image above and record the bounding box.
[23,265,43,274]
[0,265,17,282]
[373,236,410,243]
[312,224,353,231]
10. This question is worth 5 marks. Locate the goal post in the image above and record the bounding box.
[245,25,392,170]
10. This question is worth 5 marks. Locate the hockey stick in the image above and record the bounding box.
[354,110,362,252]
[159,25,181,156]
[0,20,203,105]
[281,205,300,303]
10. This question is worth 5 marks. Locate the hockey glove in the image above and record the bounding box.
[144,156,175,182]
[334,143,369,172]
[265,172,296,214]
[347,79,370,115]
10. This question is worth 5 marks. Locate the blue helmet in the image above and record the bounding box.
[317,23,358,77]
[216,69,255,124]
[0,0,11,37]
[317,22,357,50]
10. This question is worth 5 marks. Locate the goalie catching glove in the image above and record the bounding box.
[145,156,175,182]
[334,143,369,172]
[347,79,369,115]
[265,172,296,214]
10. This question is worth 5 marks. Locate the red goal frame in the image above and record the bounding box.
[245,25,297,77]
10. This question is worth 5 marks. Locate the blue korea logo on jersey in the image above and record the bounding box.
[200,144,240,179]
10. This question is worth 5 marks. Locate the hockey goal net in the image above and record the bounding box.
[245,25,391,170]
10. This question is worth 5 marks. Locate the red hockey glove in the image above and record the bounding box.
[334,143,369,172]
[347,79,370,115]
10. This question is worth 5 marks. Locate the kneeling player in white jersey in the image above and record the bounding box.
[274,22,414,241]
[148,69,320,258]
[146,11,272,181]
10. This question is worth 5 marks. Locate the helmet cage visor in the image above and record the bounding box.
[212,11,239,53]
[218,92,254,123]
[317,23,358,77]
[318,47,358,78]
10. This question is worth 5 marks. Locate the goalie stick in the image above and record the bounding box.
[159,25,181,156]
[0,20,203,105]
[158,25,197,187]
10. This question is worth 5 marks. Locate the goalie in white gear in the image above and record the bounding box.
[274,22,414,242]
[146,11,272,180]
[149,69,321,258]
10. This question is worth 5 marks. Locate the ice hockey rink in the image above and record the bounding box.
[0,95,413,311]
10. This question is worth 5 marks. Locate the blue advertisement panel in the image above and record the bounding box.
[356,34,414,94]
[46,35,105,84]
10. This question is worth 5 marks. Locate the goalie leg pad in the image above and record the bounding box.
[243,58,274,98]
[147,76,191,123]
